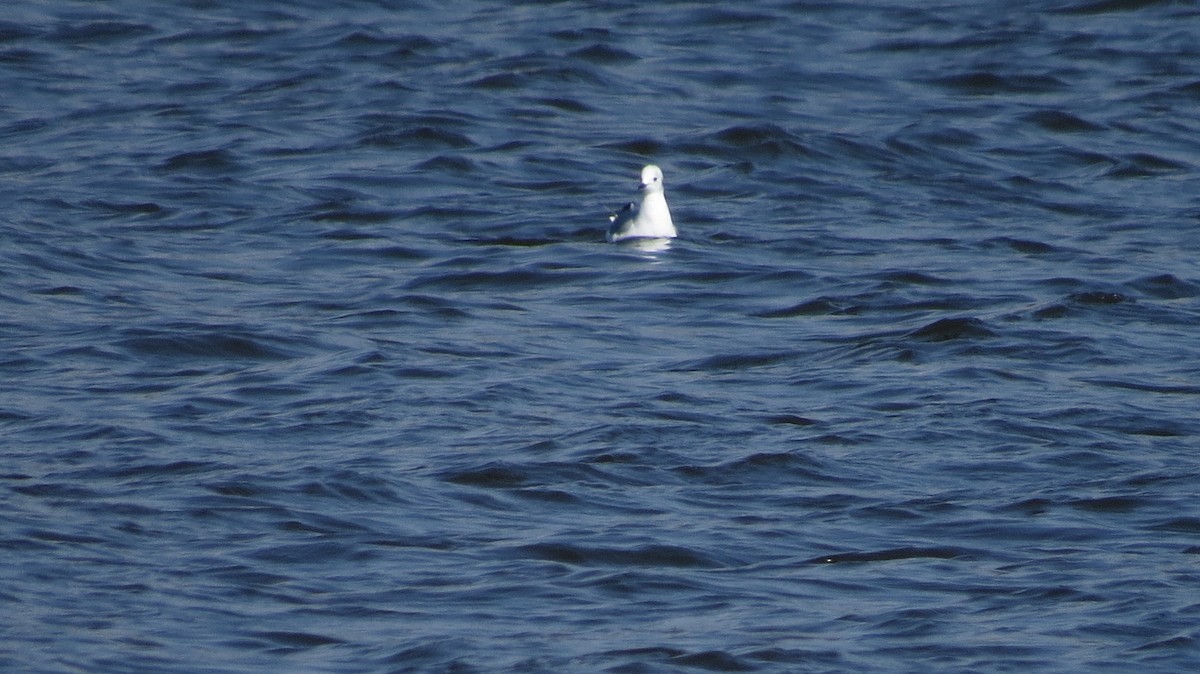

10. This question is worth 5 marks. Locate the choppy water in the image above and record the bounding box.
[3,1,1200,672]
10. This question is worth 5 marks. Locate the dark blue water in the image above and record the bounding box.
[3,1,1200,672]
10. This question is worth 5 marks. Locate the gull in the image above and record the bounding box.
[606,164,676,242]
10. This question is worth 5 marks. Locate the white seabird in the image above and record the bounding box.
[606,164,676,243]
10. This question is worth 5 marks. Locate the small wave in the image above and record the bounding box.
[0,48,43,65]
[1151,517,1200,533]
[1068,291,1131,305]
[1083,378,1200,395]
[518,542,724,568]
[309,208,399,224]
[117,328,295,360]
[874,270,954,286]
[1127,273,1199,299]
[1055,0,1179,15]
[22,528,108,545]
[673,451,838,486]
[1023,109,1106,133]
[806,546,973,564]
[684,123,814,161]
[1067,495,1146,513]
[983,237,1061,255]
[414,154,477,173]
[906,317,995,342]
[670,650,756,671]
[464,60,607,91]
[246,540,372,565]
[248,631,345,649]
[356,125,474,150]
[680,350,801,371]
[102,460,216,482]
[81,200,168,215]
[568,43,638,64]
[1104,153,1190,178]
[13,482,104,500]
[534,96,593,113]
[405,266,598,292]
[0,20,37,41]
[599,138,667,156]
[763,414,820,426]
[928,71,1068,94]
[157,149,242,173]
[51,21,154,43]
[400,204,496,221]
[443,464,529,488]
[383,35,443,60]
[755,298,860,317]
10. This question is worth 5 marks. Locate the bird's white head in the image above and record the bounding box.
[639,164,665,192]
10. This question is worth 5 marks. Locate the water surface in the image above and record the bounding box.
[3,1,1200,672]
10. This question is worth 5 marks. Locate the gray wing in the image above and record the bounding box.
[606,202,637,241]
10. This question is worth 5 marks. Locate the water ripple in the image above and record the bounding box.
[3,1,1200,672]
